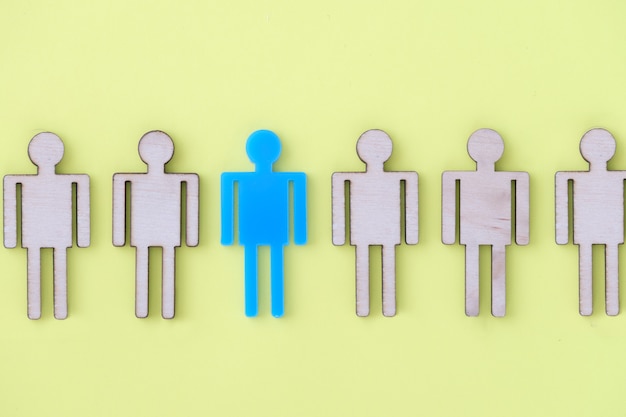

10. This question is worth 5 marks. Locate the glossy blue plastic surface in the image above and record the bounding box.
[221,130,307,317]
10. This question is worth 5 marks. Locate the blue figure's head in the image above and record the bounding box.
[246,130,282,170]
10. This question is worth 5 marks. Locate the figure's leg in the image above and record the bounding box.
[162,247,176,319]
[605,244,619,316]
[465,245,479,316]
[53,248,68,319]
[355,245,370,317]
[382,245,397,317]
[244,245,258,317]
[136,246,149,318]
[491,245,506,317]
[270,245,285,318]
[26,248,41,320]
[579,244,592,316]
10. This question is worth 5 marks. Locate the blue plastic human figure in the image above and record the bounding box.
[221,130,307,318]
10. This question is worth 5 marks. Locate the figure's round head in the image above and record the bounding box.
[467,128,504,164]
[580,128,616,165]
[246,130,281,165]
[28,132,65,167]
[356,129,393,165]
[138,130,174,166]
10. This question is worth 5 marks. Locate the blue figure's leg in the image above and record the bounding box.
[270,245,285,318]
[244,245,259,317]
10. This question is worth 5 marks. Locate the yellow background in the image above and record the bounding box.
[1,1,625,416]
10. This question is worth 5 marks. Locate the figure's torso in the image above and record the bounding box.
[237,172,294,245]
[572,171,624,244]
[348,171,405,245]
[21,175,81,248]
[459,171,514,245]
[128,173,187,247]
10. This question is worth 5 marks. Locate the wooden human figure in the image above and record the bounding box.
[332,129,418,317]
[555,128,626,316]
[113,130,199,319]
[442,128,529,317]
[4,132,90,319]
[221,130,307,318]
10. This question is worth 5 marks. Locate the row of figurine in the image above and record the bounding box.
[1,127,621,320]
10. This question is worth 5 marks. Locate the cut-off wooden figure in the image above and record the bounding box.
[555,128,626,316]
[113,130,199,319]
[332,129,418,317]
[4,132,90,320]
[221,130,307,318]
[442,128,529,317]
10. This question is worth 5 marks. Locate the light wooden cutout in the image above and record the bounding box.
[3,132,90,320]
[442,128,529,317]
[332,129,418,317]
[556,128,625,316]
[113,131,199,319]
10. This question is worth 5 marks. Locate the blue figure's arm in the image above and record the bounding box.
[221,173,237,245]
[290,172,307,245]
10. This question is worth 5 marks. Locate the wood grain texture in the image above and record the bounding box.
[113,131,199,319]
[332,129,418,317]
[442,128,529,317]
[3,132,90,319]
[555,128,624,316]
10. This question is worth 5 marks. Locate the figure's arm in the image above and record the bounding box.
[331,173,350,245]
[184,174,199,247]
[112,174,130,246]
[441,171,460,244]
[75,175,91,247]
[402,172,419,245]
[513,172,530,245]
[290,173,307,245]
[221,173,236,245]
[555,172,570,245]
[3,176,19,248]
